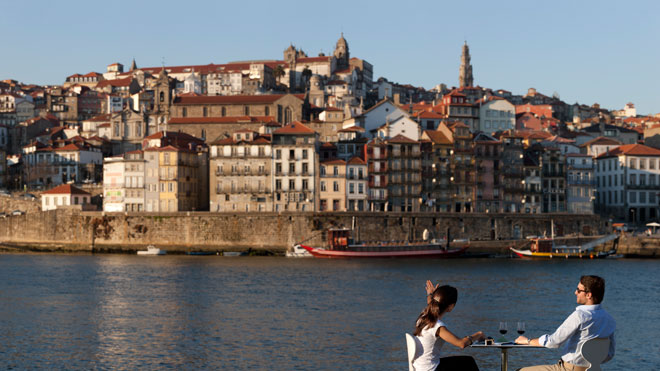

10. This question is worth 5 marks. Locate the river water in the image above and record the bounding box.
[0,254,657,370]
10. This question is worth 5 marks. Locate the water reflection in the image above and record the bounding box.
[0,255,656,369]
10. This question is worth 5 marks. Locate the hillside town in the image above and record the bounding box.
[2,35,660,225]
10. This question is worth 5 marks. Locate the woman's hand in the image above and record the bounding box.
[472,331,486,342]
[425,280,438,295]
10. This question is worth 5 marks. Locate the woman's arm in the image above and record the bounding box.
[437,327,485,349]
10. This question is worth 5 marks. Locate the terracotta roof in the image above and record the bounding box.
[347,156,366,165]
[96,77,132,88]
[387,134,417,144]
[321,142,337,149]
[338,126,365,132]
[54,143,84,151]
[42,184,90,195]
[579,136,622,147]
[321,158,346,165]
[168,116,275,124]
[597,144,660,158]
[173,94,303,105]
[323,107,343,112]
[423,130,452,145]
[85,113,111,122]
[415,111,444,119]
[273,121,315,135]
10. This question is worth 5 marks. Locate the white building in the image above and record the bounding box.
[271,121,318,212]
[41,184,92,211]
[595,144,660,223]
[357,99,414,139]
[102,151,146,212]
[373,115,421,141]
[478,97,515,133]
[346,156,368,211]
[566,154,595,214]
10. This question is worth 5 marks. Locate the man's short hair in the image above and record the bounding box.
[580,275,605,304]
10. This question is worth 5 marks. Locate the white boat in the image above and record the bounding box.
[137,245,166,255]
[286,244,313,258]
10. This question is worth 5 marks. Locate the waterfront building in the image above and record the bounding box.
[346,156,368,211]
[595,144,660,223]
[365,138,388,211]
[319,158,346,211]
[473,133,503,213]
[449,122,475,212]
[209,130,272,212]
[22,142,102,187]
[499,133,525,213]
[141,131,208,212]
[103,150,145,212]
[41,184,93,211]
[420,124,453,212]
[522,148,542,214]
[271,121,317,212]
[386,135,422,212]
[355,98,410,139]
[566,154,595,214]
[335,126,367,160]
[479,97,515,133]
[540,147,567,213]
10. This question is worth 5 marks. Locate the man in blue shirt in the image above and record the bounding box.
[515,275,616,371]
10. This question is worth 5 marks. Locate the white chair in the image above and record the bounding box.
[580,338,611,371]
[405,333,418,371]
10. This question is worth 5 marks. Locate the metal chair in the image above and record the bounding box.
[580,338,611,371]
[405,333,418,371]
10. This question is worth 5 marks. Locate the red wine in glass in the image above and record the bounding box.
[517,321,526,335]
[499,322,508,335]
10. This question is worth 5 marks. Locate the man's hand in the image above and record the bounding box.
[515,336,529,344]
[426,280,439,295]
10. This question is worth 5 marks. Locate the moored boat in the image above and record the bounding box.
[286,244,313,258]
[137,245,166,255]
[298,228,469,259]
[509,234,618,259]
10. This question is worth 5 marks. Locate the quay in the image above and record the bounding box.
[0,208,657,257]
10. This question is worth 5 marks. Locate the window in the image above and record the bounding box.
[349,183,355,194]
[275,149,281,159]
[244,106,250,115]
[276,163,282,174]
[321,181,326,191]
[289,179,295,190]
[265,106,270,116]
[302,163,308,174]
[333,166,338,176]
[289,162,295,174]
[203,107,208,117]
[630,174,636,185]
[302,149,308,159]
[302,179,308,190]
[630,191,637,203]
[629,158,637,169]
[333,181,339,192]
[289,149,295,158]
[358,183,364,194]
[276,179,282,190]
[182,107,187,117]
[221,107,226,117]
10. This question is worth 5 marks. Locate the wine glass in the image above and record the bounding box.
[517,321,526,335]
[499,322,508,335]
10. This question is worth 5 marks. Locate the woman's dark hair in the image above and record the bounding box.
[580,275,605,304]
[413,285,458,336]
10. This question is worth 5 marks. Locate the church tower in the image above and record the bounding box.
[333,33,350,70]
[459,42,474,88]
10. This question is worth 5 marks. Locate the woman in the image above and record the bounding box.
[412,280,485,371]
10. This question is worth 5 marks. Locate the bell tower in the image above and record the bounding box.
[459,42,474,88]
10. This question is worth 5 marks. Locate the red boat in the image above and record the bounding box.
[298,228,469,259]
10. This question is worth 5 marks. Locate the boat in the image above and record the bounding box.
[509,234,619,259]
[187,251,217,256]
[298,228,469,259]
[286,244,313,258]
[222,251,247,257]
[137,245,166,255]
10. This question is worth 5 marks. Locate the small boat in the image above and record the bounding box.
[510,234,619,259]
[299,228,469,259]
[187,251,217,256]
[137,245,166,255]
[286,244,313,258]
[222,251,247,257]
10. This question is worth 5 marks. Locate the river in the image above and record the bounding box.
[0,254,657,369]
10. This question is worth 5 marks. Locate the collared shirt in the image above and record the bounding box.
[538,304,616,367]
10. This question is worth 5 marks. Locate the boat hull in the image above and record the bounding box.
[509,247,614,259]
[300,244,468,259]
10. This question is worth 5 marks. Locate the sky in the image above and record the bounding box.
[1,0,659,115]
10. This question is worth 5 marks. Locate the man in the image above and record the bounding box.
[515,275,616,371]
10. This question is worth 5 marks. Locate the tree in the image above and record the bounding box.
[273,65,285,90]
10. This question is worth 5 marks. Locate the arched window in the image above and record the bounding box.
[265,106,270,116]
[221,107,226,117]
[284,107,292,124]
[159,92,164,102]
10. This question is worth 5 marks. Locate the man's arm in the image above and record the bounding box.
[604,332,615,363]
[517,311,581,348]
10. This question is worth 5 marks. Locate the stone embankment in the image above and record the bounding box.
[0,208,613,255]
[617,235,660,257]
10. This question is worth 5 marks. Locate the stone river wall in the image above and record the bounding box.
[0,209,610,254]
